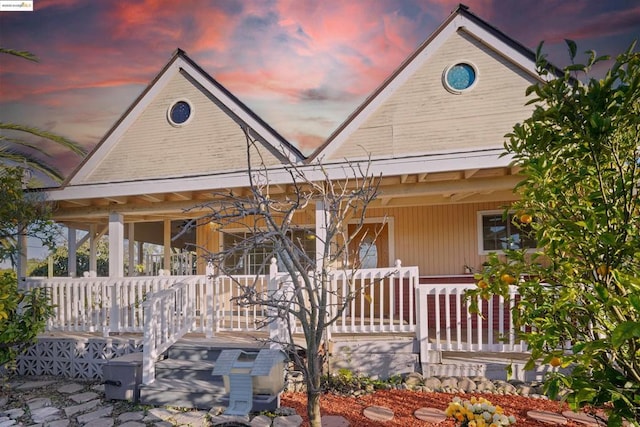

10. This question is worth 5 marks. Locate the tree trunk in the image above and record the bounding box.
[307,389,322,427]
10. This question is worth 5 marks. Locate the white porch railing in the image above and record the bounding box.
[142,279,196,384]
[415,283,527,354]
[145,252,197,276]
[21,275,209,336]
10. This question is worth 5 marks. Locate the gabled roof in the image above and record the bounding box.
[63,49,304,187]
[307,4,549,163]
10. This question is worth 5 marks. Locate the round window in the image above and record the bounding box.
[443,63,477,93]
[167,100,193,126]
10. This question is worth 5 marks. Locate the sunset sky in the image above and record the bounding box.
[1,0,639,177]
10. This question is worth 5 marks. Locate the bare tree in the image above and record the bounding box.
[190,127,389,426]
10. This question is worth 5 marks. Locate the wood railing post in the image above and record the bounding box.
[206,261,215,338]
[268,258,281,349]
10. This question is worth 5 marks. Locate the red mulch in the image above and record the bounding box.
[281,390,589,426]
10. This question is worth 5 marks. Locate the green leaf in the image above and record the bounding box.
[565,39,577,60]
[611,322,640,347]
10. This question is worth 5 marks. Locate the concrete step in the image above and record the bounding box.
[154,358,218,381]
[166,342,265,361]
[139,378,227,409]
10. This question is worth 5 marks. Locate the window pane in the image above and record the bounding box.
[481,213,537,252]
[482,214,508,251]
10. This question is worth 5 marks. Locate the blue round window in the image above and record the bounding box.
[445,63,477,92]
[169,100,192,125]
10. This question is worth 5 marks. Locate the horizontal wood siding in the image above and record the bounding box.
[84,71,281,184]
[329,30,537,160]
[366,201,508,275]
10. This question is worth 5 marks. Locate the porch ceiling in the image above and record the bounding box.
[52,166,522,227]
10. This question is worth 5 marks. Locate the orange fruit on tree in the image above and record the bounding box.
[500,274,516,284]
[477,280,488,289]
[550,356,562,367]
[597,264,610,276]
[519,214,533,224]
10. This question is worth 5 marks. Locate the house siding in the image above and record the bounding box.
[328,30,537,160]
[82,71,282,185]
[366,201,507,275]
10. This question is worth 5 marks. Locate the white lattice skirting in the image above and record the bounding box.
[17,337,142,380]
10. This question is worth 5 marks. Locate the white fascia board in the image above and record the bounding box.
[46,148,512,202]
[179,61,304,164]
[69,61,182,185]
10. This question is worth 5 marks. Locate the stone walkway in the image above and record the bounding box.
[0,376,350,427]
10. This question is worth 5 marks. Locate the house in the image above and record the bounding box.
[20,5,546,384]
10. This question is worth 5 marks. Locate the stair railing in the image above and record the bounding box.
[142,278,197,385]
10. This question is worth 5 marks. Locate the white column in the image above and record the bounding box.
[128,223,135,276]
[163,219,171,275]
[315,200,327,270]
[17,233,27,280]
[68,227,77,277]
[109,212,124,278]
[89,224,97,276]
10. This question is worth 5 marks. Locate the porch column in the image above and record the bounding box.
[89,224,97,276]
[315,201,327,270]
[128,223,135,276]
[109,212,124,278]
[16,233,27,280]
[137,242,144,273]
[163,219,171,275]
[68,227,77,277]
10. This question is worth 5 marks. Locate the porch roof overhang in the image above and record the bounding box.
[47,147,521,227]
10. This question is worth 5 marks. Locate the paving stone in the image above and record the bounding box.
[64,399,101,417]
[210,414,251,425]
[414,407,447,422]
[146,408,175,421]
[118,412,145,422]
[3,408,24,419]
[272,415,303,427]
[527,410,568,425]
[30,406,61,424]
[58,383,84,394]
[84,417,115,427]
[43,419,70,427]
[151,422,173,427]
[70,391,99,403]
[0,419,16,427]
[28,397,52,410]
[16,381,56,391]
[91,384,105,393]
[561,411,601,426]
[76,406,113,424]
[119,422,146,427]
[170,411,209,426]
[250,414,272,427]
[0,397,7,409]
[322,415,350,426]
[363,406,394,422]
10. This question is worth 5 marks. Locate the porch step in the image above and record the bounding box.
[329,334,419,379]
[138,338,269,410]
[154,358,217,381]
[138,377,226,409]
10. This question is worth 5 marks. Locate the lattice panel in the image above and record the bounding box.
[17,337,142,379]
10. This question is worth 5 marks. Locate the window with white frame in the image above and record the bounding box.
[222,228,316,275]
[477,210,536,254]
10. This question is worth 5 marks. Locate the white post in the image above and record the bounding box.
[109,212,124,278]
[68,227,77,277]
[89,224,97,276]
[17,233,27,280]
[206,261,215,338]
[314,201,327,270]
[128,223,135,276]
[268,258,284,349]
[163,219,171,275]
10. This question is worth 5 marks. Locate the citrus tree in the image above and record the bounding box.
[468,41,640,425]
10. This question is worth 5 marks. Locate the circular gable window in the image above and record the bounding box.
[167,100,193,126]
[443,62,477,94]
